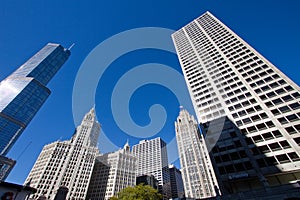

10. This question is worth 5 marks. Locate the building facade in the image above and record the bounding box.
[0,156,16,181]
[172,11,300,194]
[175,109,219,198]
[136,175,159,190]
[25,108,100,200]
[86,142,136,200]
[0,43,70,156]
[132,138,171,199]
[168,164,185,199]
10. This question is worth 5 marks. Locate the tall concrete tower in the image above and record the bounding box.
[172,11,300,194]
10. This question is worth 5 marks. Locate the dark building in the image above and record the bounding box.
[54,186,69,200]
[0,43,70,156]
[0,181,36,199]
[136,174,159,190]
[0,156,16,181]
[169,165,185,199]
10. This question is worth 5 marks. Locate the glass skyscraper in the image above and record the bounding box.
[0,43,70,155]
[172,11,300,195]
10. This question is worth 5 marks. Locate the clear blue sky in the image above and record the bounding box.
[1,0,299,184]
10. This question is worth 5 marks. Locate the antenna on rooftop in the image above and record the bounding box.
[16,141,32,160]
[68,43,75,50]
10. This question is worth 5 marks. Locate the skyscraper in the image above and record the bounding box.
[0,43,70,156]
[175,108,219,198]
[87,142,136,200]
[25,108,100,200]
[172,11,300,194]
[168,164,185,199]
[132,138,171,199]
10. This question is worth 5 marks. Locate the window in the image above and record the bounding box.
[276,154,290,164]
[290,102,300,110]
[278,117,288,124]
[272,98,283,105]
[258,145,270,153]
[251,115,260,121]
[285,86,293,91]
[293,137,300,145]
[272,130,282,138]
[282,95,293,102]
[288,152,300,161]
[292,92,300,98]
[246,107,255,114]
[262,133,273,140]
[230,152,239,160]
[247,126,257,133]
[266,102,274,107]
[266,121,275,128]
[266,92,276,98]
[275,88,285,95]
[279,106,291,113]
[251,147,260,155]
[253,135,263,142]
[279,141,290,149]
[265,156,277,166]
[286,114,298,122]
[242,118,251,124]
[257,158,267,168]
[257,123,267,131]
[225,165,235,173]
[285,126,297,134]
[269,143,281,151]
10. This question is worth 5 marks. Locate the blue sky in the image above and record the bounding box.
[1,0,299,184]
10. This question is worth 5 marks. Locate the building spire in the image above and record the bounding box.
[123,140,130,152]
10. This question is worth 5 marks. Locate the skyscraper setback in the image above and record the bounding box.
[0,43,70,156]
[172,11,300,194]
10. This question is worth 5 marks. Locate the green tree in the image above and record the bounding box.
[110,184,162,200]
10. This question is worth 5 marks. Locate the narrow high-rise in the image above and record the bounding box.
[86,142,136,200]
[168,164,185,199]
[175,108,219,198]
[132,138,171,199]
[0,43,70,156]
[172,11,300,194]
[25,108,100,200]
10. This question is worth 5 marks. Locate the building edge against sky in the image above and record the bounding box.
[0,43,70,156]
[175,108,219,199]
[25,108,100,199]
[172,11,300,194]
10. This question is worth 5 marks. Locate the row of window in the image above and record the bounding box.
[240,120,275,135]
[271,102,300,115]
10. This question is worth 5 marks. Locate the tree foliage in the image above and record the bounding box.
[110,184,162,200]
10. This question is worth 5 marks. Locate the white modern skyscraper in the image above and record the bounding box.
[175,108,219,198]
[25,108,100,200]
[132,138,170,199]
[172,11,300,193]
[86,142,136,200]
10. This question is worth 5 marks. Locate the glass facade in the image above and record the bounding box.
[0,43,70,155]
